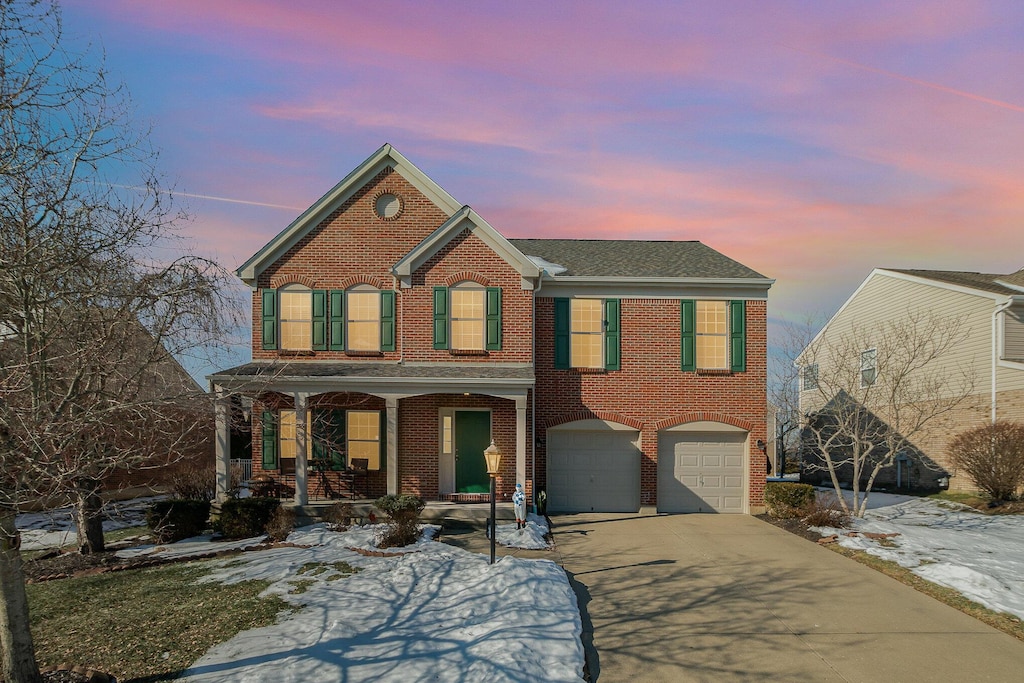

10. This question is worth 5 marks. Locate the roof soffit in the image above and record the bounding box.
[237,144,462,285]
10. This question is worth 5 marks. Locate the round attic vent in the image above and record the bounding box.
[374,192,403,220]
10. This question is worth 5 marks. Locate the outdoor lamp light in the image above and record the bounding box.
[483,440,502,564]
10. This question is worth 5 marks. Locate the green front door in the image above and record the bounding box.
[455,410,491,493]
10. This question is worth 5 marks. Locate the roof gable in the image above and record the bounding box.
[237,144,462,284]
[393,206,540,287]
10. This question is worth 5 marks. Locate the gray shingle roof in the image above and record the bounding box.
[210,362,534,381]
[508,239,767,279]
[886,268,1023,296]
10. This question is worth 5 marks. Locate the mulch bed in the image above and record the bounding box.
[755,513,823,542]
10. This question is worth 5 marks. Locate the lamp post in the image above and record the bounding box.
[483,440,502,565]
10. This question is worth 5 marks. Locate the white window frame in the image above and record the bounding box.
[450,282,486,351]
[279,284,312,351]
[696,300,729,370]
[570,298,604,369]
[347,410,382,470]
[860,348,877,387]
[802,363,819,391]
[345,285,381,352]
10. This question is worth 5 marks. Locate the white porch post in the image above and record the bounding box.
[294,392,309,505]
[214,388,231,504]
[386,398,399,495]
[516,396,527,492]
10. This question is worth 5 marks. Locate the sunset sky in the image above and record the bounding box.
[61,1,1024,358]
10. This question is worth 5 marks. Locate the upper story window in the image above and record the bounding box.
[860,348,877,387]
[681,299,745,373]
[279,285,312,350]
[346,286,380,351]
[802,363,819,390]
[433,284,501,352]
[450,283,485,351]
[553,298,620,371]
[571,299,605,368]
[695,300,729,370]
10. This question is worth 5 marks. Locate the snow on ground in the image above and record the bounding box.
[16,496,161,550]
[812,493,1024,620]
[496,513,551,550]
[176,523,586,683]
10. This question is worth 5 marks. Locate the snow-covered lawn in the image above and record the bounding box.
[812,492,1024,620]
[16,496,159,550]
[495,513,551,550]
[133,522,584,682]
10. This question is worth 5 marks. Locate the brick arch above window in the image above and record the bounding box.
[270,274,319,289]
[653,413,753,432]
[338,275,388,290]
[443,271,492,287]
[543,411,643,431]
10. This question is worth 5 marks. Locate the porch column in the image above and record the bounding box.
[294,392,309,505]
[214,388,231,504]
[516,395,527,491]
[386,398,399,495]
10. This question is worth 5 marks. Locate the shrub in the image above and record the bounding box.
[146,499,211,543]
[373,494,425,548]
[217,497,281,539]
[324,502,356,530]
[949,421,1024,501]
[764,482,816,518]
[802,495,851,528]
[266,506,296,542]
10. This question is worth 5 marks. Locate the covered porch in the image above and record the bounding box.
[209,362,534,506]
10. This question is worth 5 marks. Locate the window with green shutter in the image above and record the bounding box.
[381,290,396,351]
[433,286,449,349]
[680,299,696,371]
[329,290,344,350]
[311,290,327,350]
[261,410,278,470]
[554,298,570,369]
[604,298,620,371]
[485,286,502,351]
[261,289,278,350]
[729,300,746,372]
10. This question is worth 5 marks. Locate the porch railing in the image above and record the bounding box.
[230,458,253,484]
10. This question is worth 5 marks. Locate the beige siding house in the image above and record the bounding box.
[798,267,1024,493]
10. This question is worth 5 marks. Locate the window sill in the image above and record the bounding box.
[569,367,607,374]
[696,368,732,375]
[278,350,315,357]
[450,349,489,356]
[345,350,384,357]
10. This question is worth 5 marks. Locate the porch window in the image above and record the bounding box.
[451,283,485,351]
[347,410,382,470]
[278,409,311,474]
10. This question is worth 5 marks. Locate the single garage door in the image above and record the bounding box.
[547,423,641,513]
[658,430,746,513]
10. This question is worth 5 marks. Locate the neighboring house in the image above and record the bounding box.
[208,144,773,513]
[797,267,1024,492]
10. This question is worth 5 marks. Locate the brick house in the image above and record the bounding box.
[209,144,774,513]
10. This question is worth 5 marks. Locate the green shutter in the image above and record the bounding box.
[381,290,396,352]
[261,410,278,470]
[261,289,277,350]
[329,290,344,351]
[311,290,327,350]
[485,286,502,351]
[730,300,746,373]
[604,298,620,371]
[554,298,570,369]
[433,286,449,349]
[680,300,695,372]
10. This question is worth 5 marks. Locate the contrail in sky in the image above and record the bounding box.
[783,45,1024,114]
[115,185,303,211]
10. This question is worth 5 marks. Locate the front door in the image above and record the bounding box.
[455,410,491,493]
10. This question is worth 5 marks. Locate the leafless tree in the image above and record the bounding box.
[948,421,1024,502]
[797,311,975,518]
[768,316,821,476]
[1,2,241,680]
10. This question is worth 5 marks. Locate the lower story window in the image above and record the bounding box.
[347,410,381,470]
[278,409,310,475]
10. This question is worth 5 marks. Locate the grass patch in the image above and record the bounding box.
[28,559,290,682]
[288,579,316,594]
[827,545,1024,642]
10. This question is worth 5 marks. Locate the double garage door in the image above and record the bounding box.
[547,421,746,514]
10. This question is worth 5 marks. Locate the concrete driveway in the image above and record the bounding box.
[553,512,1024,682]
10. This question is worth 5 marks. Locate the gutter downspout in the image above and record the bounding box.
[531,270,547,511]
[992,298,1013,424]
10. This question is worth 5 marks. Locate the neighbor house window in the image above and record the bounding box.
[347,410,381,470]
[696,301,729,370]
[346,286,380,351]
[450,283,485,351]
[861,348,877,387]
[802,363,819,390]
[279,286,312,350]
[571,298,604,368]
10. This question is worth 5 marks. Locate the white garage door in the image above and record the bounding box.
[658,431,746,513]
[547,426,641,513]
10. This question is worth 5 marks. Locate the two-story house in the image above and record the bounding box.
[209,145,773,514]
[797,267,1024,492]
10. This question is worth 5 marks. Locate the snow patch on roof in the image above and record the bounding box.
[526,255,567,276]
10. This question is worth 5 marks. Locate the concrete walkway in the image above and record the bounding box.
[552,512,1024,683]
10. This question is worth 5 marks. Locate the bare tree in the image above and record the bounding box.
[768,316,821,477]
[0,2,240,680]
[948,421,1024,502]
[797,311,975,518]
